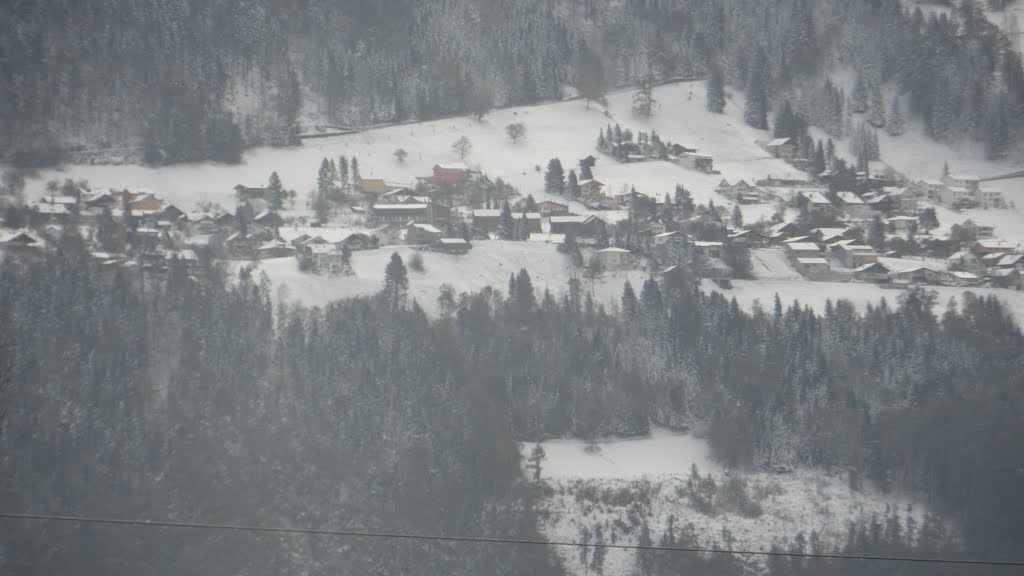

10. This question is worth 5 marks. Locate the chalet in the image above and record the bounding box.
[991,268,1023,290]
[252,211,283,234]
[949,271,982,287]
[403,223,443,245]
[670,152,715,173]
[836,192,871,219]
[861,192,894,214]
[939,186,975,208]
[429,163,472,186]
[214,212,236,229]
[471,209,542,235]
[528,233,566,245]
[615,189,653,215]
[768,221,800,244]
[947,250,981,273]
[653,231,685,246]
[548,215,606,239]
[728,229,767,248]
[0,231,45,259]
[716,180,763,204]
[883,187,916,213]
[160,204,187,224]
[356,178,389,195]
[373,201,451,226]
[129,227,163,253]
[579,155,598,170]
[764,137,798,159]
[811,227,852,244]
[912,180,946,202]
[997,253,1024,270]
[786,242,822,259]
[853,262,890,283]
[594,247,633,271]
[257,239,295,260]
[30,202,71,224]
[832,243,878,269]
[535,200,569,215]
[83,191,118,210]
[225,232,259,259]
[795,257,830,278]
[890,266,947,285]
[190,213,218,235]
[234,184,271,201]
[977,187,1007,209]
[972,240,1016,257]
[123,193,162,213]
[433,238,470,254]
[942,173,980,193]
[578,179,606,200]
[885,216,918,234]
[962,219,995,239]
[797,191,835,218]
[306,244,348,273]
[692,240,724,259]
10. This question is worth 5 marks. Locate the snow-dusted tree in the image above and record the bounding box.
[851,73,869,114]
[526,443,546,481]
[383,252,409,305]
[268,171,285,210]
[505,122,526,143]
[544,159,565,195]
[706,62,725,113]
[394,148,408,164]
[578,49,607,110]
[621,280,638,319]
[731,204,744,228]
[567,170,580,198]
[869,84,886,128]
[632,75,657,118]
[887,95,905,136]
[452,136,472,159]
[498,201,514,240]
[743,49,769,130]
[338,156,349,188]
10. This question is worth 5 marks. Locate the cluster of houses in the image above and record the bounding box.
[599,127,716,174]
[913,174,1007,210]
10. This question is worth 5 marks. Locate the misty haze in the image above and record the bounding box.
[1,0,1024,574]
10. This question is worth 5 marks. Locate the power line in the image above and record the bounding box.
[2,512,1023,568]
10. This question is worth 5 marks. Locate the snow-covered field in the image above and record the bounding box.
[247,241,650,313]
[701,278,1024,323]
[22,81,805,226]
[523,432,929,576]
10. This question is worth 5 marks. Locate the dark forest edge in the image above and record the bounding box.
[2,0,1022,167]
[1,243,1022,573]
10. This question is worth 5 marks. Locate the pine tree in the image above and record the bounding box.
[869,84,886,128]
[663,192,674,221]
[887,95,905,137]
[383,252,409,304]
[706,62,726,113]
[351,157,360,187]
[567,170,580,198]
[498,200,514,240]
[676,184,695,217]
[852,73,869,114]
[317,158,334,198]
[268,171,284,210]
[744,48,769,130]
[544,159,565,195]
[731,204,744,228]
[339,156,349,188]
[640,276,663,314]
[773,100,795,138]
[622,281,638,319]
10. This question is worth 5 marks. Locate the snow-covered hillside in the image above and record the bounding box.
[522,432,932,576]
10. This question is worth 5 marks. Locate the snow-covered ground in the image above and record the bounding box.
[247,241,650,313]
[701,278,1024,323]
[748,248,803,281]
[20,81,802,226]
[523,431,929,576]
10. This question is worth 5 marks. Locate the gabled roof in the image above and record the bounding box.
[597,247,630,253]
[439,238,469,245]
[997,253,1023,267]
[435,162,470,171]
[836,191,864,204]
[797,257,829,265]
[854,262,889,273]
[786,242,821,252]
[766,137,793,147]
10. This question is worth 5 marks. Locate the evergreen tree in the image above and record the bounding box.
[498,201,514,240]
[869,83,886,128]
[852,73,869,114]
[268,171,284,210]
[731,204,744,228]
[676,184,695,217]
[886,95,905,136]
[544,159,565,195]
[706,62,726,114]
[383,252,409,304]
[317,158,335,198]
[663,192,674,221]
[567,170,581,198]
[639,276,663,314]
[773,100,796,138]
[744,48,769,130]
[814,140,826,175]
[339,156,350,188]
[351,157,360,187]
